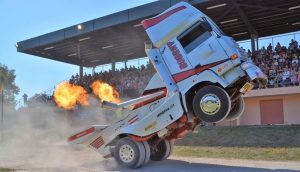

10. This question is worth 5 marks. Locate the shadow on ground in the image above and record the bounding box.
[80,158,298,172]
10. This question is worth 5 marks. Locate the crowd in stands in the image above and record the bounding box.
[20,93,57,109]
[68,38,300,97]
[248,39,300,88]
[21,40,300,109]
[69,39,300,95]
[69,62,156,98]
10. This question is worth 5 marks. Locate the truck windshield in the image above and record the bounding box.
[203,16,226,36]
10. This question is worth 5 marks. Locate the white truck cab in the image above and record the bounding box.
[67,2,267,169]
[143,1,267,123]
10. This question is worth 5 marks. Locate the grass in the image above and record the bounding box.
[173,146,300,161]
[173,125,300,161]
[0,168,14,172]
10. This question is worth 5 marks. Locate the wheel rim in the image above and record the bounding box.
[119,144,134,163]
[200,93,221,115]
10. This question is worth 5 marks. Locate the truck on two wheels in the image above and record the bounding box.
[67,2,267,169]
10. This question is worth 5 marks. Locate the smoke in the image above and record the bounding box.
[0,98,126,171]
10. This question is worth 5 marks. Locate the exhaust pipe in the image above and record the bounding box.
[102,91,165,111]
[144,41,152,55]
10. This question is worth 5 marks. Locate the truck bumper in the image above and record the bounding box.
[242,63,268,87]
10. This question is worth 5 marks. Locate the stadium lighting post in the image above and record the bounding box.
[0,80,3,143]
[1,88,3,142]
[0,74,7,143]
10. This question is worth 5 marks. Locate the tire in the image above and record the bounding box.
[225,97,245,121]
[165,141,174,159]
[193,85,231,123]
[140,141,151,166]
[114,137,148,169]
[150,139,173,161]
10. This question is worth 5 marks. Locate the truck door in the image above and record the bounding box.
[159,39,194,81]
[177,21,229,69]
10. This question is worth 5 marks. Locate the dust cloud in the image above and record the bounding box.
[0,96,127,171]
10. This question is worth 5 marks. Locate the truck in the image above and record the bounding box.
[67,1,267,169]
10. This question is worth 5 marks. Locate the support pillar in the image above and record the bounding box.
[124,56,127,70]
[111,59,115,72]
[92,67,95,76]
[79,65,83,78]
[256,37,259,51]
[251,34,256,54]
[78,44,83,78]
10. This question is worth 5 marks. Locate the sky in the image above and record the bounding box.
[0,0,156,102]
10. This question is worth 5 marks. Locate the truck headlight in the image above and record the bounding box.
[241,62,255,70]
[231,54,238,60]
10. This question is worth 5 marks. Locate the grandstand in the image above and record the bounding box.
[16,0,300,126]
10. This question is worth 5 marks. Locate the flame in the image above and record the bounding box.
[54,82,89,109]
[90,80,121,103]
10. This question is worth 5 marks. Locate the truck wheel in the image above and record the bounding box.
[225,97,245,121]
[114,137,148,169]
[193,85,231,123]
[150,139,173,161]
[141,141,151,166]
[165,141,174,159]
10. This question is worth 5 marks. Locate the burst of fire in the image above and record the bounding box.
[90,80,121,103]
[54,82,89,109]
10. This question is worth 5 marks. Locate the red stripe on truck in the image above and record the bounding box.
[128,115,138,123]
[67,127,94,142]
[142,6,186,29]
[128,115,139,125]
[132,88,167,110]
[172,69,195,83]
[90,136,105,149]
[172,59,228,83]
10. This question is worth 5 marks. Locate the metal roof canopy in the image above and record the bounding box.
[17,0,300,68]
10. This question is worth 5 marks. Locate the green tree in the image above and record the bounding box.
[0,63,20,110]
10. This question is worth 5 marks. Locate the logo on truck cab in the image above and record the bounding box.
[218,63,228,72]
[145,121,157,131]
[167,41,187,69]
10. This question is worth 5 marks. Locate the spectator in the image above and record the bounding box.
[292,56,299,64]
[273,52,280,59]
[290,71,298,86]
[280,71,287,86]
[298,68,300,83]
[284,68,291,79]
[265,65,270,76]
[282,46,287,53]
[275,42,281,52]
[273,59,278,66]
[268,78,275,88]
[267,43,272,54]
[22,93,28,106]
[274,72,282,86]
[259,46,266,59]
[247,49,251,56]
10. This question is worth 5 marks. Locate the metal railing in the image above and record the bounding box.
[255,75,299,89]
[238,31,300,52]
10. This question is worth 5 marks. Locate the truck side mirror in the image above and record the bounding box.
[202,21,212,32]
